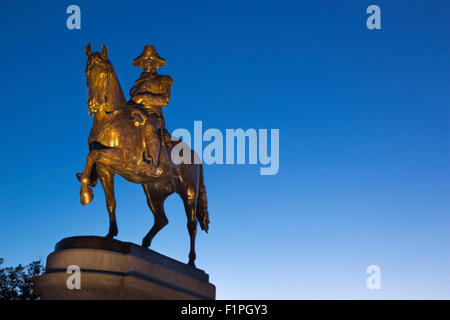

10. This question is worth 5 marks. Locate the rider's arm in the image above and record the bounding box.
[131,76,173,107]
[133,91,170,107]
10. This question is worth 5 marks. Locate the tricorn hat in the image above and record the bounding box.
[133,45,166,67]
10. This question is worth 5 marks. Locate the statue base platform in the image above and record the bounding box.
[33,236,216,300]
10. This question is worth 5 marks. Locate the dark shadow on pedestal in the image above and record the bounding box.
[33,236,216,300]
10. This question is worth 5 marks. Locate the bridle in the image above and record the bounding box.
[86,55,113,115]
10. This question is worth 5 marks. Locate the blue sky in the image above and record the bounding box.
[0,1,449,299]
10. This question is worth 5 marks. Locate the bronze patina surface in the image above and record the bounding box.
[76,44,209,267]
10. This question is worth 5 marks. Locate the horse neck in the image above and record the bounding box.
[93,67,127,126]
[106,67,127,111]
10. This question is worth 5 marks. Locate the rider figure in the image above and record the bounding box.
[129,45,173,176]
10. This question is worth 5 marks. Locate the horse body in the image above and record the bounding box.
[78,44,209,267]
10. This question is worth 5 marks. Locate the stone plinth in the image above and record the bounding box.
[33,236,215,300]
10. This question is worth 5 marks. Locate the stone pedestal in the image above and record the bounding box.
[33,236,215,300]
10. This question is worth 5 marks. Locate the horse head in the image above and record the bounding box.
[85,43,126,115]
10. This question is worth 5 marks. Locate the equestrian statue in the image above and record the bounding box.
[76,44,210,267]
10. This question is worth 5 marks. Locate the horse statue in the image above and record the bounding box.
[76,44,209,267]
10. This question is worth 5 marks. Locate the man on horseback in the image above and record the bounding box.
[129,45,173,176]
[77,43,210,266]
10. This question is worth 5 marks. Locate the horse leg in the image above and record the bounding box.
[141,184,168,248]
[181,193,198,267]
[76,163,98,188]
[98,168,118,238]
[79,148,123,206]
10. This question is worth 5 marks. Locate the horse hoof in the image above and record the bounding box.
[105,225,118,238]
[188,260,196,268]
[80,187,94,206]
[105,228,117,238]
[141,239,151,248]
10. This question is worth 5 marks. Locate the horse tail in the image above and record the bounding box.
[196,164,210,233]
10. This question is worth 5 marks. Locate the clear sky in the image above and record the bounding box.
[0,1,449,299]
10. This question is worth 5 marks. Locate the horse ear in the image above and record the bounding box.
[101,44,108,59]
[85,43,93,57]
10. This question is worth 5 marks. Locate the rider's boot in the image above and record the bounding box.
[139,140,162,177]
[139,121,163,177]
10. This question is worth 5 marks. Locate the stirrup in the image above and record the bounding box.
[145,166,163,177]
[138,161,162,177]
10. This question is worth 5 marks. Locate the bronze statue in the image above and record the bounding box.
[76,44,209,267]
